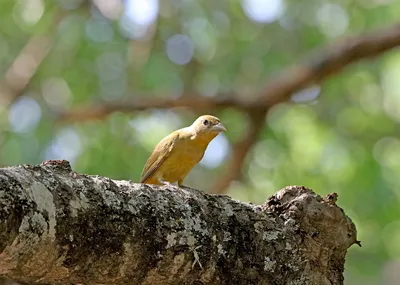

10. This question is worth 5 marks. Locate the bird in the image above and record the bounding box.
[140,115,227,187]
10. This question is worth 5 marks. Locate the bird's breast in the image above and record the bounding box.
[171,142,206,166]
[157,140,207,182]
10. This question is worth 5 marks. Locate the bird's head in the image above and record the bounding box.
[190,115,227,135]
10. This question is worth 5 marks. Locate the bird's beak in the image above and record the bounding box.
[212,122,227,132]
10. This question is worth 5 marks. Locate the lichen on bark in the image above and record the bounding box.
[0,160,358,285]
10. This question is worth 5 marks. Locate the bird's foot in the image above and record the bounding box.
[159,179,178,188]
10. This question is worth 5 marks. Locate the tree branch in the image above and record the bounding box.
[0,36,52,106]
[56,95,248,122]
[0,9,65,106]
[211,111,266,194]
[57,24,400,122]
[52,25,400,195]
[255,23,400,108]
[0,161,358,285]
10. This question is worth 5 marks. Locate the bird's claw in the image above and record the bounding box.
[159,180,178,188]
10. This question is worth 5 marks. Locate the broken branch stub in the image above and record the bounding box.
[0,161,358,285]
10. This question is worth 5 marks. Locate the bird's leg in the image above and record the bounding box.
[178,180,190,188]
[159,178,175,187]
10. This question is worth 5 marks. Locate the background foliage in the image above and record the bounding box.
[1,0,400,284]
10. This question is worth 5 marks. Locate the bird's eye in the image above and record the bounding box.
[203,119,209,125]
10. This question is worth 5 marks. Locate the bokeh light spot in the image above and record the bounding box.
[291,85,321,103]
[41,77,72,108]
[119,17,149,40]
[166,34,194,65]
[316,3,349,37]
[187,18,217,62]
[119,0,158,40]
[8,96,42,134]
[45,128,82,164]
[373,137,400,168]
[358,82,383,114]
[15,0,44,26]
[200,133,230,169]
[125,0,158,26]
[241,0,284,24]
[86,17,114,42]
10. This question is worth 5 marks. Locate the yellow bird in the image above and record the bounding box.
[140,115,227,187]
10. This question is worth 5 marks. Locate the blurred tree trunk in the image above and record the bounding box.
[0,161,358,285]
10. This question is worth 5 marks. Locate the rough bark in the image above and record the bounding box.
[0,160,358,285]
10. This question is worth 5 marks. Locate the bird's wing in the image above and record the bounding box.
[140,132,180,183]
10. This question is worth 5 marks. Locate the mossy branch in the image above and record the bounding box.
[0,161,358,285]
